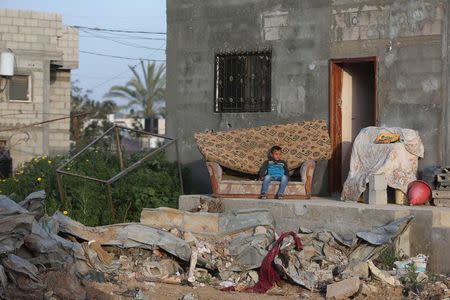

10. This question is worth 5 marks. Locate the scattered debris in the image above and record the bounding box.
[2,190,450,299]
[368,260,401,286]
[326,276,360,300]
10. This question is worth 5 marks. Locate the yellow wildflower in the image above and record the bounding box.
[48,160,52,164]
[37,177,43,182]
[63,210,69,215]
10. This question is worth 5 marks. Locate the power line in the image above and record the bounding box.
[80,35,165,41]
[71,25,166,35]
[80,29,165,51]
[66,14,165,19]
[88,30,166,40]
[80,50,166,62]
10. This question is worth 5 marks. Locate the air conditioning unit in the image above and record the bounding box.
[0,52,14,77]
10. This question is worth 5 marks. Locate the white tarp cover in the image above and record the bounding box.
[341,127,424,202]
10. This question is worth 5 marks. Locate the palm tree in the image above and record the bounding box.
[105,61,165,117]
[70,83,118,144]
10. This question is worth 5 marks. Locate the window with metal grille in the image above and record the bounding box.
[214,50,271,113]
[8,75,31,102]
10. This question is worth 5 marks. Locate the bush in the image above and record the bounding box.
[0,152,183,226]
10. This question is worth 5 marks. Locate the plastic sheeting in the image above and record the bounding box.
[275,216,413,291]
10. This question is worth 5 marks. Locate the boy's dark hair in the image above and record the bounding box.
[270,145,282,154]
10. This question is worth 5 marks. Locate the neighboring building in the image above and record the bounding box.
[167,0,450,194]
[0,9,78,168]
[106,114,166,148]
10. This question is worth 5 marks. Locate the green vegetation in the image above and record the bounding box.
[375,244,402,271]
[0,151,183,227]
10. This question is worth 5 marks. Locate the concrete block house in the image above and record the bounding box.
[0,9,78,169]
[166,0,450,195]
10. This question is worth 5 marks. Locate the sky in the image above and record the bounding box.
[1,0,166,108]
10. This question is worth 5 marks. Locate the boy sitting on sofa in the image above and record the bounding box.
[259,145,289,200]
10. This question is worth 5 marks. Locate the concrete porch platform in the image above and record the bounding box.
[179,195,450,273]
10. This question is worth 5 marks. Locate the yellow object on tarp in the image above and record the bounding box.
[375,132,401,144]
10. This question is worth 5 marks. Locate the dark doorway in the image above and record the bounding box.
[329,57,378,194]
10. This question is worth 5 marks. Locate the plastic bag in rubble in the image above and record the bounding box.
[274,252,317,291]
[0,265,7,288]
[395,254,428,274]
[226,231,274,271]
[0,196,34,254]
[1,253,39,282]
[81,241,120,273]
[136,258,183,282]
[18,190,46,220]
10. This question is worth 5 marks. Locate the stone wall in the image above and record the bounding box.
[0,9,78,168]
[167,0,450,195]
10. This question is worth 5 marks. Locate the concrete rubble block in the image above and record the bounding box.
[326,276,361,300]
[368,190,387,205]
[140,207,219,234]
[141,207,184,229]
[218,209,274,234]
[141,206,274,236]
[302,245,316,257]
[369,173,387,191]
[183,212,219,234]
[341,260,369,280]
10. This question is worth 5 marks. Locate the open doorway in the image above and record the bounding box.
[329,57,377,194]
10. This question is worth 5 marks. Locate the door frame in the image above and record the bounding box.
[329,56,378,194]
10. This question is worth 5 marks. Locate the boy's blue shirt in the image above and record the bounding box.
[259,158,289,178]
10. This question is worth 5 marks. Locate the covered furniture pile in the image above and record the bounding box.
[194,120,331,199]
[341,127,424,202]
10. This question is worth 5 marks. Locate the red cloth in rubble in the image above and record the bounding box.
[246,231,303,293]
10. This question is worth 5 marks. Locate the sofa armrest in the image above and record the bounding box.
[300,160,316,195]
[206,161,222,194]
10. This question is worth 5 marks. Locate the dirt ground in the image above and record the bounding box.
[83,281,318,300]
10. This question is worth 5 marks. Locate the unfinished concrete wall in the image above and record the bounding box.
[167,0,332,193]
[331,0,448,170]
[167,0,450,194]
[0,9,78,168]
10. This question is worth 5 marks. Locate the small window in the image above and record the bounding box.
[144,118,159,134]
[8,75,31,102]
[214,50,271,113]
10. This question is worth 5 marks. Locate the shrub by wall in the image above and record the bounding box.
[0,152,183,226]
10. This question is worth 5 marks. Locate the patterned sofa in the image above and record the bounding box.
[194,120,332,199]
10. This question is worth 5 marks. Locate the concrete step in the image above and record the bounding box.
[179,195,450,273]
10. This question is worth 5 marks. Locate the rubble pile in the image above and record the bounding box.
[1,191,450,299]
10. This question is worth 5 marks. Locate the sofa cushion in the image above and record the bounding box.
[218,180,306,196]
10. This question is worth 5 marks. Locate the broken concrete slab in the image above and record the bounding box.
[141,207,274,235]
[53,212,192,262]
[368,260,401,286]
[326,276,360,300]
[341,261,369,280]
